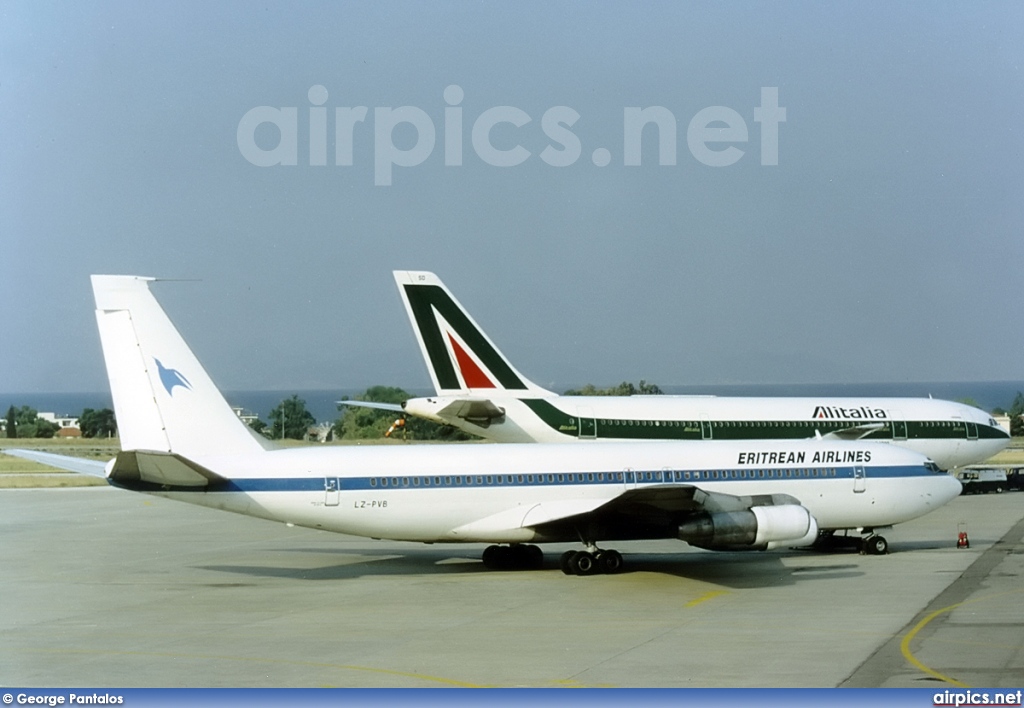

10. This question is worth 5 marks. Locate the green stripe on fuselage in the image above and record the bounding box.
[519,399,1009,442]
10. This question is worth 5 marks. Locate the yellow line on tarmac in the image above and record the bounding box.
[900,604,970,688]
[685,590,728,607]
[900,589,1024,689]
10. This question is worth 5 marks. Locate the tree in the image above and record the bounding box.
[33,418,60,438]
[79,408,117,438]
[334,386,472,441]
[268,395,316,440]
[8,406,59,438]
[248,417,268,436]
[563,380,663,396]
[1009,392,1024,437]
[5,405,15,439]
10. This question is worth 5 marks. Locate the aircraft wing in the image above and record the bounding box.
[337,400,405,413]
[526,485,814,550]
[4,448,108,478]
[591,486,802,517]
[452,483,809,549]
[819,422,887,440]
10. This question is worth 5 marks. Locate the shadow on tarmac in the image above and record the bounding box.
[196,545,870,587]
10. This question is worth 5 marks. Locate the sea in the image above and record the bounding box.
[4,381,1024,425]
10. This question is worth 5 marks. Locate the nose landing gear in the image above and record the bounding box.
[860,534,888,555]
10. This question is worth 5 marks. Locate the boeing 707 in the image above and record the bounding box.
[7,275,962,573]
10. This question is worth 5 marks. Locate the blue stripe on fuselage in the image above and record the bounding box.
[137,464,935,493]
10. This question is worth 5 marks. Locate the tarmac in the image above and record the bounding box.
[1,485,1022,688]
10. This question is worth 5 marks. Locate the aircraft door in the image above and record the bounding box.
[890,410,907,440]
[578,406,596,439]
[325,477,340,506]
[966,422,978,440]
[700,419,713,440]
[623,468,639,490]
[853,465,866,493]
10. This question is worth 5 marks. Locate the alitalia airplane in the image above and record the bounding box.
[379,271,1009,470]
[6,275,961,572]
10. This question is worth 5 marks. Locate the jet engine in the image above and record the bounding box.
[677,504,817,551]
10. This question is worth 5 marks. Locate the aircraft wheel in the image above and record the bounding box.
[598,549,624,574]
[482,545,502,569]
[524,544,544,569]
[560,550,577,575]
[865,535,888,555]
[571,551,598,575]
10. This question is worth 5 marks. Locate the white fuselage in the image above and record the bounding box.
[404,394,1008,470]
[131,439,961,545]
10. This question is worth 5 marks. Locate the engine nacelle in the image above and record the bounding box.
[677,504,815,551]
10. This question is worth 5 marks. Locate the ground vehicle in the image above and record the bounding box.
[957,468,1009,494]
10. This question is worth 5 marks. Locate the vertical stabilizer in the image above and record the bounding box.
[393,271,552,397]
[92,275,267,458]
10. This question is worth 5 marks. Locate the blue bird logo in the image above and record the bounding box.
[154,358,192,396]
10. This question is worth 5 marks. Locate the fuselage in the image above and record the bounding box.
[118,439,962,545]
[404,395,1008,469]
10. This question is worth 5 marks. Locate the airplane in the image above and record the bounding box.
[378,270,1010,470]
[6,275,962,575]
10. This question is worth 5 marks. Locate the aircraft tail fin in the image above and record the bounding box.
[91,275,271,458]
[393,271,553,397]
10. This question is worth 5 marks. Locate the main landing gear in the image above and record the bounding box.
[479,544,626,573]
[813,529,889,555]
[559,547,624,575]
[481,544,544,570]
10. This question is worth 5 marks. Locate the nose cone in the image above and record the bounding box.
[936,472,963,506]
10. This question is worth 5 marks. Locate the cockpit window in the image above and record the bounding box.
[924,461,942,473]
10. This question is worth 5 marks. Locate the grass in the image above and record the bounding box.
[981,437,1024,466]
[0,438,117,488]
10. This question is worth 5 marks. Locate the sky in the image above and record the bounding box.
[2,2,1023,394]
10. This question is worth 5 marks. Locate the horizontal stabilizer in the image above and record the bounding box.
[107,450,227,490]
[436,398,506,426]
[821,422,887,440]
[3,449,108,478]
[337,400,405,413]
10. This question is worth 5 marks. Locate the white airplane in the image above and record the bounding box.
[383,271,1009,470]
[7,275,962,575]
